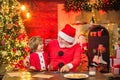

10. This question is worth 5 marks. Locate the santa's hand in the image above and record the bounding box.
[60,65,70,72]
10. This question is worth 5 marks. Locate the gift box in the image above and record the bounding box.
[112,64,120,75]
[113,58,120,65]
[114,44,120,58]
[110,58,120,67]
[116,49,120,58]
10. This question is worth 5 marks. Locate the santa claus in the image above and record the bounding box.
[45,24,82,72]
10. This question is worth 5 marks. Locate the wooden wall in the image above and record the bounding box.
[20,0,64,39]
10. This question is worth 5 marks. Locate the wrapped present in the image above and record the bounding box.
[110,58,120,69]
[112,64,120,75]
[113,58,120,65]
[110,56,115,67]
[114,44,120,58]
[116,49,120,58]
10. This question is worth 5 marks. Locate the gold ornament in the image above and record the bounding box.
[7,24,13,29]
[5,64,14,72]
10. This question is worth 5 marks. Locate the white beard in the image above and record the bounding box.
[58,39,76,48]
[58,42,68,48]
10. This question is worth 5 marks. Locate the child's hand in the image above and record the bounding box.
[23,56,30,67]
[48,64,53,71]
[29,66,36,72]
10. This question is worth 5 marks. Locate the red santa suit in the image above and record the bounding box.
[30,52,48,71]
[46,39,82,72]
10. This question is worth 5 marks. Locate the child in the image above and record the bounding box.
[28,36,48,71]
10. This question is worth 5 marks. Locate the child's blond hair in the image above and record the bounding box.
[28,36,43,52]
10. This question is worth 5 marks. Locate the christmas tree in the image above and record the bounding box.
[0,0,29,71]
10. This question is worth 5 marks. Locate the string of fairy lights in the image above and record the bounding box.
[21,5,30,19]
[64,0,120,12]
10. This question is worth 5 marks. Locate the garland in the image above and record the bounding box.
[64,0,120,12]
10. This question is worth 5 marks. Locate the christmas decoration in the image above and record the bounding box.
[90,16,95,24]
[64,0,120,12]
[0,0,29,72]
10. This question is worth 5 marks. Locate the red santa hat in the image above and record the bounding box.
[58,24,76,43]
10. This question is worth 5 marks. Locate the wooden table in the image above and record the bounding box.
[2,71,108,80]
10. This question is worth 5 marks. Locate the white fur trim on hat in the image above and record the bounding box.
[58,31,75,43]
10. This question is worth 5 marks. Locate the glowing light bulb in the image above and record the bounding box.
[26,12,30,19]
[12,6,14,9]
[21,5,26,11]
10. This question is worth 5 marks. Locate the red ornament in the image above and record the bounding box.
[7,24,13,29]
[118,44,120,47]
[13,48,17,52]
[17,33,25,41]
[19,60,23,64]
[24,46,30,52]
[1,40,5,46]
[15,64,20,69]
[4,34,9,39]
[14,22,19,27]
